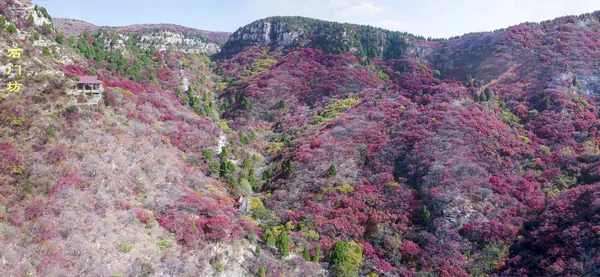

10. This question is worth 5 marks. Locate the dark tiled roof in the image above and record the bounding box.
[77,76,102,84]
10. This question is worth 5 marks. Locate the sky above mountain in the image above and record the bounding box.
[34,0,600,38]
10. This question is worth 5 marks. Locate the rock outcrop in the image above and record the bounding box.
[137,30,221,55]
[227,20,301,47]
[221,16,422,60]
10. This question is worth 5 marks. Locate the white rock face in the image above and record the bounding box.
[228,20,302,47]
[32,39,53,47]
[113,39,128,52]
[48,40,84,65]
[137,30,221,54]
[31,8,51,27]
[13,3,53,27]
[216,131,226,154]
[575,74,600,95]
[404,39,436,62]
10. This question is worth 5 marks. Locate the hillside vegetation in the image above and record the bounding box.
[1,1,600,276]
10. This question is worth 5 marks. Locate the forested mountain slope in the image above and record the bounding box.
[1,1,600,276]
[216,14,600,277]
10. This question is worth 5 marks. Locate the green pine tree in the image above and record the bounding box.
[0,15,5,29]
[330,241,349,266]
[263,229,275,247]
[283,160,295,176]
[190,220,197,231]
[258,265,266,277]
[329,241,363,277]
[42,46,51,56]
[209,162,220,174]
[329,164,338,177]
[543,97,551,110]
[219,158,236,177]
[242,158,251,171]
[302,248,311,261]
[484,88,494,101]
[480,91,487,102]
[7,24,16,33]
[279,99,286,109]
[55,33,64,44]
[227,176,239,188]
[249,168,258,190]
[262,168,272,181]
[240,95,250,108]
[202,150,213,160]
[30,32,39,42]
[313,245,321,262]
[220,146,230,158]
[421,205,431,226]
[248,228,257,243]
[276,231,292,257]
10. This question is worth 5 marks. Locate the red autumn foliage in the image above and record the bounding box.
[48,173,82,196]
[46,143,68,164]
[34,228,57,243]
[156,192,240,248]
[103,79,145,95]
[0,141,24,176]
[61,64,88,77]
[25,198,46,220]
[5,6,600,276]
[213,15,600,273]
[134,208,153,225]
[502,184,600,276]
[37,251,68,275]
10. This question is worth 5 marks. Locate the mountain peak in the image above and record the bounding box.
[222,16,418,59]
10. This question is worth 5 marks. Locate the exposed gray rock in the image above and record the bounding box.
[227,20,302,47]
[137,30,221,55]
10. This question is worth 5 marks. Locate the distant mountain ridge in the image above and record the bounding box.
[53,18,231,55]
[53,18,231,45]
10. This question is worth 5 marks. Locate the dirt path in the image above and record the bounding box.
[217,130,226,154]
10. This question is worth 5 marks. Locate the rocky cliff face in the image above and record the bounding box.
[221,16,427,61]
[227,20,302,47]
[136,30,221,54]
